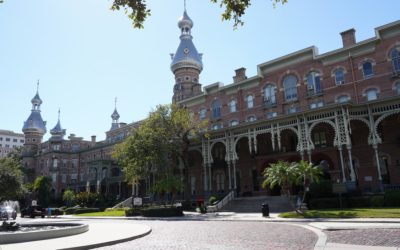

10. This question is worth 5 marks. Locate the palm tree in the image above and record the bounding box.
[293,160,323,210]
[262,161,297,210]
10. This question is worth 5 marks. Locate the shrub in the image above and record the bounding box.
[64,207,78,215]
[384,190,400,207]
[309,197,344,209]
[347,196,370,208]
[370,195,384,207]
[308,180,333,199]
[208,196,217,205]
[125,208,142,217]
[73,208,101,214]
[141,206,183,217]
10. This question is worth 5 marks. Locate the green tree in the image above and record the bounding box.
[262,160,296,198]
[33,176,52,207]
[151,173,183,205]
[111,0,287,28]
[62,189,76,207]
[293,160,323,207]
[113,104,207,202]
[0,150,24,202]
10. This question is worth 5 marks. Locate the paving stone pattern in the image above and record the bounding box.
[326,229,400,247]
[94,220,317,250]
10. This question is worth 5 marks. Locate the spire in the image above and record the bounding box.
[170,4,203,73]
[110,97,120,131]
[23,82,47,134]
[49,108,66,141]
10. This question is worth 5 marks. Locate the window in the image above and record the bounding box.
[362,61,374,78]
[216,173,225,193]
[212,123,223,130]
[288,106,300,114]
[20,139,24,143]
[211,100,221,118]
[62,174,66,183]
[53,158,58,168]
[334,68,345,85]
[228,100,237,113]
[337,95,350,103]
[52,173,57,183]
[246,115,256,122]
[266,112,277,119]
[396,82,400,95]
[283,75,298,101]
[263,84,277,106]
[13,139,17,143]
[0,137,2,141]
[246,95,254,108]
[391,47,400,73]
[6,138,10,142]
[310,101,324,109]
[366,88,378,101]
[230,120,239,127]
[5,144,9,148]
[306,72,322,95]
[199,109,206,119]
[313,132,327,147]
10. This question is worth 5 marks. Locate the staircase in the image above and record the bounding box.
[220,196,293,213]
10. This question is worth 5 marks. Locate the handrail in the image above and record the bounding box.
[207,190,235,212]
[112,197,133,209]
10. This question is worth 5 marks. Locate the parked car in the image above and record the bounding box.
[20,205,45,218]
[0,206,17,220]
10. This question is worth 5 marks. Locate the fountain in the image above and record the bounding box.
[0,201,89,244]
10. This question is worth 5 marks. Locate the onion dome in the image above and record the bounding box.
[22,85,47,135]
[49,109,66,142]
[170,10,203,73]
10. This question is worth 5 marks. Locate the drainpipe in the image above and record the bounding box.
[348,52,359,103]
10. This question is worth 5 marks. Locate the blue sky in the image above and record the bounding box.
[1,1,398,141]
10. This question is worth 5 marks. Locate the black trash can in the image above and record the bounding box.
[261,203,269,217]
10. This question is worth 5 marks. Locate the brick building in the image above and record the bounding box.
[22,9,400,200]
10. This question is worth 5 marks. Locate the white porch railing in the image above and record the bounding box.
[207,190,235,212]
[112,197,133,209]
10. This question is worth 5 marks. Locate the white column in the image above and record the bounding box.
[347,145,356,181]
[338,146,346,182]
[86,181,90,192]
[228,161,232,190]
[373,144,382,181]
[203,164,208,191]
[307,150,312,163]
[96,180,100,193]
[208,163,212,191]
[233,160,237,189]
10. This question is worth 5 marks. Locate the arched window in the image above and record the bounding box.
[211,100,221,118]
[391,47,400,73]
[306,72,322,95]
[283,75,298,101]
[396,82,400,95]
[366,88,378,101]
[362,61,374,78]
[229,100,237,113]
[337,95,350,103]
[263,84,277,106]
[334,68,345,85]
[246,95,254,108]
[212,123,223,130]
[230,120,239,127]
[246,115,256,122]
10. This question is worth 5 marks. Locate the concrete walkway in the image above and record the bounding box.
[0,222,151,250]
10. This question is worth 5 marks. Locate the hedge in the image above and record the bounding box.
[64,207,100,214]
[141,207,183,217]
[384,190,400,207]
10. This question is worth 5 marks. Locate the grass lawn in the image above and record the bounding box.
[279,208,400,218]
[75,210,126,217]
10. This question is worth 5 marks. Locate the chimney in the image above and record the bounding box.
[340,28,356,48]
[233,67,247,83]
[91,135,96,146]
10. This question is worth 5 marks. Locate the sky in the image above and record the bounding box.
[1,1,399,141]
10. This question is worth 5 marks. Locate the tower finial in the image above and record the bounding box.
[114,97,117,109]
[184,0,186,11]
[58,108,60,121]
[37,79,40,93]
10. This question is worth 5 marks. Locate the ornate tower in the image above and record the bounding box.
[110,98,120,131]
[170,6,203,102]
[49,109,66,143]
[22,82,47,179]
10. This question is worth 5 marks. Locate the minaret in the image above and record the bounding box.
[110,97,120,131]
[170,3,203,102]
[22,81,47,180]
[49,109,66,142]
